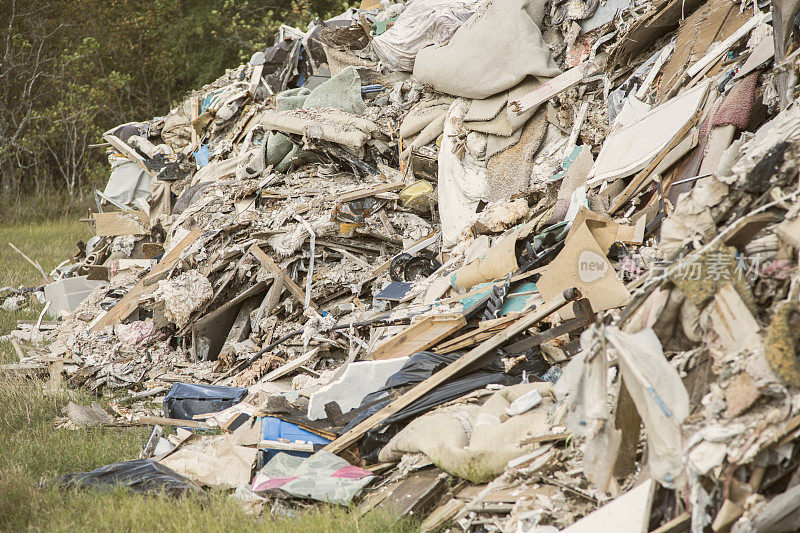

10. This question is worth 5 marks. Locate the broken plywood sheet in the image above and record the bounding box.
[92,210,149,236]
[709,282,762,357]
[608,0,706,68]
[589,81,709,184]
[370,314,466,360]
[562,478,656,533]
[658,0,753,100]
[378,468,448,518]
[537,222,631,319]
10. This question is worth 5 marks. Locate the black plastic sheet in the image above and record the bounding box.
[164,382,248,421]
[49,459,204,497]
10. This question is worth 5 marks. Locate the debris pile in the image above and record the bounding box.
[7,0,800,530]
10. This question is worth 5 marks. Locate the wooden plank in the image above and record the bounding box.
[0,363,48,374]
[92,210,149,236]
[509,59,602,115]
[371,314,466,360]
[103,133,157,179]
[261,347,320,382]
[258,439,316,452]
[92,228,203,332]
[249,64,264,95]
[379,468,448,518]
[685,11,770,78]
[651,512,690,533]
[614,380,642,478]
[142,227,204,286]
[338,182,404,203]
[249,244,317,309]
[420,498,465,532]
[324,288,580,454]
[10,338,25,359]
[137,416,210,429]
[434,314,522,354]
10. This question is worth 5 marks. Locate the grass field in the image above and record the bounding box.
[0,217,414,532]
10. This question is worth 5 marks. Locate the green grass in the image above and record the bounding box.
[0,187,97,226]
[0,216,415,532]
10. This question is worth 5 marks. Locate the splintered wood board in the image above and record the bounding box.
[434,314,522,354]
[324,291,576,454]
[91,227,203,332]
[93,210,149,236]
[338,182,404,203]
[370,314,466,360]
[249,244,317,309]
[420,498,465,533]
[378,468,448,518]
[261,347,320,382]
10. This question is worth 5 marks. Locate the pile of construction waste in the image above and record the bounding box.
[7,0,800,530]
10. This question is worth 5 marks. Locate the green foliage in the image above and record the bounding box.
[0,0,347,211]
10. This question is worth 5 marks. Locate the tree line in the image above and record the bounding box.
[0,0,344,204]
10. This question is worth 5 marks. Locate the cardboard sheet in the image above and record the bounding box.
[159,433,257,488]
[537,221,631,319]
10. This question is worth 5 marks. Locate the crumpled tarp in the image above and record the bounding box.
[378,382,555,483]
[370,0,481,72]
[413,0,560,99]
[251,451,374,505]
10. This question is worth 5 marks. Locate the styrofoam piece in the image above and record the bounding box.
[307,357,410,420]
[44,276,105,318]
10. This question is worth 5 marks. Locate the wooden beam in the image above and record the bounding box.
[103,133,157,179]
[142,227,204,286]
[137,416,210,429]
[91,228,203,331]
[338,182,404,203]
[509,59,602,115]
[324,288,581,454]
[261,347,320,382]
[249,244,317,309]
[371,314,466,360]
